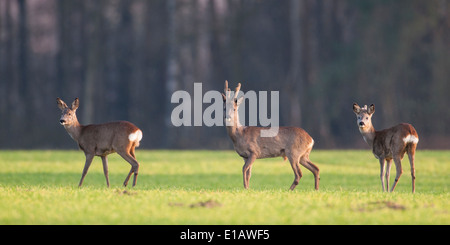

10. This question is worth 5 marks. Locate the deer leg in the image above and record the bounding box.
[128,146,139,186]
[379,158,386,192]
[385,159,392,191]
[101,156,110,188]
[242,154,256,189]
[118,150,140,187]
[299,156,320,190]
[130,146,136,158]
[287,155,302,191]
[390,157,403,192]
[246,165,253,185]
[79,154,94,187]
[408,146,416,193]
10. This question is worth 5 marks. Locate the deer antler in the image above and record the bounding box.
[224,81,242,101]
[224,80,232,99]
[224,80,229,93]
[234,83,241,100]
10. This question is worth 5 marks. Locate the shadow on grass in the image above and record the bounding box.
[0,172,250,190]
[0,170,385,192]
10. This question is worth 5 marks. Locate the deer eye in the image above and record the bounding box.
[366,117,368,120]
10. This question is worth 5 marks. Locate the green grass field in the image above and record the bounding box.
[0,150,448,225]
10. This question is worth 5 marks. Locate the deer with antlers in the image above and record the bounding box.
[222,81,320,190]
[57,98,143,187]
[353,103,419,193]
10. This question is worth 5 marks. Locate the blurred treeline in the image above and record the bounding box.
[0,0,449,149]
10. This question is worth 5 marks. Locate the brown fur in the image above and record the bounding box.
[223,81,319,190]
[57,98,142,187]
[353,103,418,193]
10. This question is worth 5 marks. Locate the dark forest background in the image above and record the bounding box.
[0,0,449,149]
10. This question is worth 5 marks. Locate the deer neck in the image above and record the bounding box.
[360,124,376,147]
[64,118,83,142]
[226,114,244,144]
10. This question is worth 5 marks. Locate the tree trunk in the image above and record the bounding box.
[286,0,303,127]
[164,0,179,147]
[83,1,103,124]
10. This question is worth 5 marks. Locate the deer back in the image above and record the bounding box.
[373,123,418,159]
[234,126,313,159]
[78,121,142,155]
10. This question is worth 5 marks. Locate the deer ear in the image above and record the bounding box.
[57,98,68,110]
[236,96,244,106]
[71,98,79,110]
[368,104,375,115]
[353,103,361,114]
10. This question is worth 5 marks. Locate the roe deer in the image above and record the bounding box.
[353,103,419,193]
[57,98,143,187]
[222,81,319,190]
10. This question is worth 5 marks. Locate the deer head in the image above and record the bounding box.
[57,98,80,126]
[353,103,375,132]
[222,80,244,126]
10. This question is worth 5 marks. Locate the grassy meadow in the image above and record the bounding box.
[0,150,448,225]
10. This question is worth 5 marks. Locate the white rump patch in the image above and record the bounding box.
[308,139,315,149]
[403,134,419,144]
[128,130,143,143]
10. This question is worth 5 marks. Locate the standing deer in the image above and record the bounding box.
[222,81,319,190]
[353,103,419,193]
[57,98,143,187]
